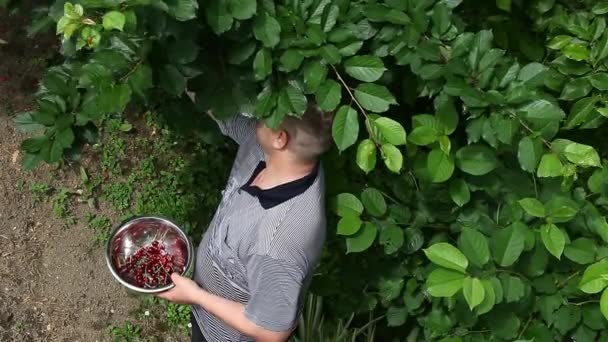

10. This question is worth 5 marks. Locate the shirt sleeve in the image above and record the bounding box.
[243,254,306,332]
[214,114,257,145]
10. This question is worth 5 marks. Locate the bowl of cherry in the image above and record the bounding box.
[106,216,194,294]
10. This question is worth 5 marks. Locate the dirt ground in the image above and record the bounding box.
[0,5,151,342]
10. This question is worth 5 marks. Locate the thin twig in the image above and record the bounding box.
[517,315,533,339]
[557,270,581,289]
[569,299,599,306]
[508,112,552,149]
[120,59,143,82]
[331,65,383,148]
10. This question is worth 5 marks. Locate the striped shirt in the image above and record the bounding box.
[192,114,327,341]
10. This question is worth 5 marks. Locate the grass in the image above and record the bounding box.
[30,181,51,202]
[85,213,112,243]
[108,321,142,342]
[35,109,233,340]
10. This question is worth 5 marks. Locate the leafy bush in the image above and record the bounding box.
[14,0,608,340]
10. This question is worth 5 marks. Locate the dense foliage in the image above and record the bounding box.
[12,0,608,340]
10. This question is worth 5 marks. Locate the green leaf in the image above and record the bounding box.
[281,85,307,115]
[545,196,579,223]
[449,178,470,207]
[564,43,590,61]
[560,78,592,101]
[379,225,404,254]
[540,223,565,259]
[386,306,407,327]
[500,274,525,303]
[547,35,572,50]
[335,193,363,217]
[315,80,342,112]
[518,62,546,85]
[346,222,377,253]
[423,242,469,273]
[160,64,185,96]
[205,0,233,34]
[427,149,454,183]
[458,227,490,268]
[166,0,199,21]
[496,0,511,11]
[322,4,339,33]
[562,142,601,167]
[22,136,49,153]
[303,61,327,92]
[379,278,404,302]
[518,198,545,218]
[49,139,64,164]
[356,139,377,173]
[102,11,125,31]
[381,144,402,173]
[520,99,565,125]
[279,50,304,72]
[361,188,386,217]
[354,83,397,113]
[128,64,153,97]
[518,136,544,173]
[320,44,341,64]
[374,117,406,145]
[344,55,386,82]
[14,112,44,133]
[56,128,74,148]
[479,48,504,72]
[253,49,272,81]
[476,279,496,315]
[491,222,526,267]
[579,259,608,294]
[536,153,562,178]
[463,277,485,310]
[565,97,598,129]
[593,2,608,14]
[229,0,256,20]
[408,126,439,145]
[564,238,597,264]
[435,95,459,135]
[601,288,608,320]
[337,216,363,236]
[426,268,466,297]
[455,144,498,176]
[338,41,364,57]
[168,40,199,65]
[332,106,359,151]
[253,13,281,48]
[590,73,608,91]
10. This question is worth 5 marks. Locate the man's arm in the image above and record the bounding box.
[186,90,256,145]
[158,274,292,342]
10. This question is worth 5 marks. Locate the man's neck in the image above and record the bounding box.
[252,155,316,190]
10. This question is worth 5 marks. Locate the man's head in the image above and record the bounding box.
[256,99,333,164]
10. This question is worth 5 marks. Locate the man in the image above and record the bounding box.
[158,98,333,342]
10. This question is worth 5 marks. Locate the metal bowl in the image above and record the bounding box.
[105,216,194,294]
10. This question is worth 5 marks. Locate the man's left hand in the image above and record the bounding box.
[156,273,203,305]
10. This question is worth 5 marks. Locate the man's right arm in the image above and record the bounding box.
[186,90,256,145]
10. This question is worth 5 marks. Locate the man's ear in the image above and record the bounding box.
[273,129,289,150]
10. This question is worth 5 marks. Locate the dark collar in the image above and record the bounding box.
[241,161,318,209]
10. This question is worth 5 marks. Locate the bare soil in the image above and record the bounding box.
[0,5,154,342]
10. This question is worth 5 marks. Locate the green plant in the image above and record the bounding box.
[51,187,70,219]
[15,0,608,340]
[30,181,52,202]
[85,212,112,243]
[165,303,191,332]
[108,321,142,342]
[102,181,132,211]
